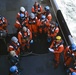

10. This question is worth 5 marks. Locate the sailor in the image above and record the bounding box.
[27,13,38,37]
[16,6,28,20]
[48,36,64,68]
[67,61,76,75]
[0,15,8,31]
[43,6,52,22]
[18,26,33,53]
[31,1,43,14]
[37,15,50,34]
[64,44,76,69]
[14,13,28,31]
[0,15,8,38]
[31,1,43,19]
[47,21,59,42]
[8,36,20,56]
[8,50,19,66]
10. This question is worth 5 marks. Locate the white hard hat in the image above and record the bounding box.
[23,27,27,32]
[11,36,18,43]
[20,6,25,12]
[35,1,38,6]
[30,13,35,19]
[10,51,16,57]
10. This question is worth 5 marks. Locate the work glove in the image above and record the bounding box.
[72,53,74,56]
[48,48,54,52]
[47,38,51,42]
[30,40,33,44]
[66,69,70,73]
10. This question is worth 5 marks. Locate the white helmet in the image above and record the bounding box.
[10,51,16,57]
[11,36,18,43]
[30,13,35,19]
[35,1,38,6]
[23,27,27,32]
[20,6,25,12]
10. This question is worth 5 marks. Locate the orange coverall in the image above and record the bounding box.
[16,11,28,20]
[31,3,43,14]
[37,18,50,34]
[47,26,59,39]
[64,46,76,67]
[0,17,8,31]
[50,40,64,66]
[27,17,38,36]
[68,62,76,74]
[8,42,20,55]
[31,2,43,19]
[18,29,32,51]
[43,11,52,22]
[14,19,28,30]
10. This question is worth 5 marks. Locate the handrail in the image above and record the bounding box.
[50,0,74,46]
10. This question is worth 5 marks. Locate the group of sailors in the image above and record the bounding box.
[0,1,76,75]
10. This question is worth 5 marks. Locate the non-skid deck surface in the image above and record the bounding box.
[0,54,67,75]
[0,0,67,75]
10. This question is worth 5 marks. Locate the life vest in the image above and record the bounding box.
[45,11,50,17]
[19,18,25,24]
[17,12,28,27]
[50,26,56,33]
[0,20,3,26]
[67,48,76,58]
[19,11,28,18]
[34,4,40,12]
[73,65,76,70]
[52,40,63,50]
[16,21,27,30]
[21,30,29,42]
[0,17,5,26]
[9,42,20,51]
[17,15,25,25]
[28,17,36,25]
[8,55,19,66]
[0,30,7,38]
[39,19,47,28]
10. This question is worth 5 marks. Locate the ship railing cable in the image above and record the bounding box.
[20,52,51,57]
